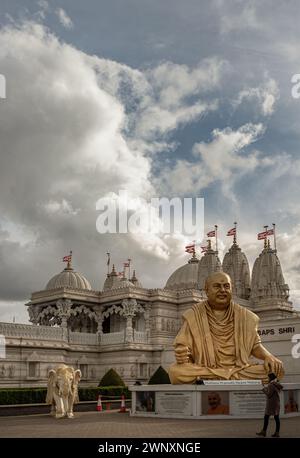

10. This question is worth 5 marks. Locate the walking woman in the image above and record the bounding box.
[256,372,283,438]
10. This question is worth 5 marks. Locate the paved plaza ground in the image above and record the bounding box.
[0,411,299,438]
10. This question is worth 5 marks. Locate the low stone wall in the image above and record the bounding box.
[130,382,300,419]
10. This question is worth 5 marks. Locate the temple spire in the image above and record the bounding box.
[110,264,117,276]
[222,238,250,300]
[250,233,292,317]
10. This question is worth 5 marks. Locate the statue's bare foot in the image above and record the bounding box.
[67,412,74,418]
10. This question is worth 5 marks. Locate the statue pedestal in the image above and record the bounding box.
[129,381,300,419]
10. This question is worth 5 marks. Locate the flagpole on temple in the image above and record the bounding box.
[264,225,268,249]
[68,250,72,269]
[215,225,218,252]
[272,223,277,252]
[128,258,131,280]
[106,252,110,274]
[234,222,237,245]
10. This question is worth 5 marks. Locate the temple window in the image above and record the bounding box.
[28,362,39,378]
[139,363,148,378]
[80,364,88,379]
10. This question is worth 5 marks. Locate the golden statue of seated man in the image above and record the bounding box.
[169,272,284,384]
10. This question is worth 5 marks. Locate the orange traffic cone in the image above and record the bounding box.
[96,395,102,412]
[119,394,127,413]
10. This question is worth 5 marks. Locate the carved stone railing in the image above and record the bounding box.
[69,331,98,345]
[0,322,65,340]
[0,323,97,345]
[133,330,148,343]
[100,331,125,345]
[0,322,149,346]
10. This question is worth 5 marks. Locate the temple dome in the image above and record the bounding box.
[250,242,289,303]
[46,266,92,290]
[165,255,199,290]
[222,242,250,299]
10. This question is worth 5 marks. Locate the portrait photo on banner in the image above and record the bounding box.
[284,390,299,414]
[202,391,229,415]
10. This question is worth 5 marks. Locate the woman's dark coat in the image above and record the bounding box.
[262,380,283,415]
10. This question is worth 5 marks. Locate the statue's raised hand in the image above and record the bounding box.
[263,354,284,377]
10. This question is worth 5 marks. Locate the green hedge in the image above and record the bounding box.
[80,386,131,401]
[0,386,131,405]
[98,369,125,387]
[0,388,47,405]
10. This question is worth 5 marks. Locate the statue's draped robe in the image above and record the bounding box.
[169,301,272,384]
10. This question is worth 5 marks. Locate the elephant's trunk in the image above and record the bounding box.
[58,382,70,398]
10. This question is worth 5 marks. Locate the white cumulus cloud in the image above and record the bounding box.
[233,78,279,116]
[0,20,229,314]
[158,123,267,198]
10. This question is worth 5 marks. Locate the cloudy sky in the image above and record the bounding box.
[0,0,300,322]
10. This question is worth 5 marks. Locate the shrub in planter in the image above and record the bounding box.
[148,366,170,385]
[98,368,125,387]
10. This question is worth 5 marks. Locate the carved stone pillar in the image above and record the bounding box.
[95,312,104,335]
[125,316,133,343]
[122,299,137,343]
[56,299,72,328]
[144,305,151,342]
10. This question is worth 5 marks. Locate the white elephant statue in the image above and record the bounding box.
[46,364,81,419]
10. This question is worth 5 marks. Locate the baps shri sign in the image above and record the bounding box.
[258,327,296,336]
[258,327,300,359]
